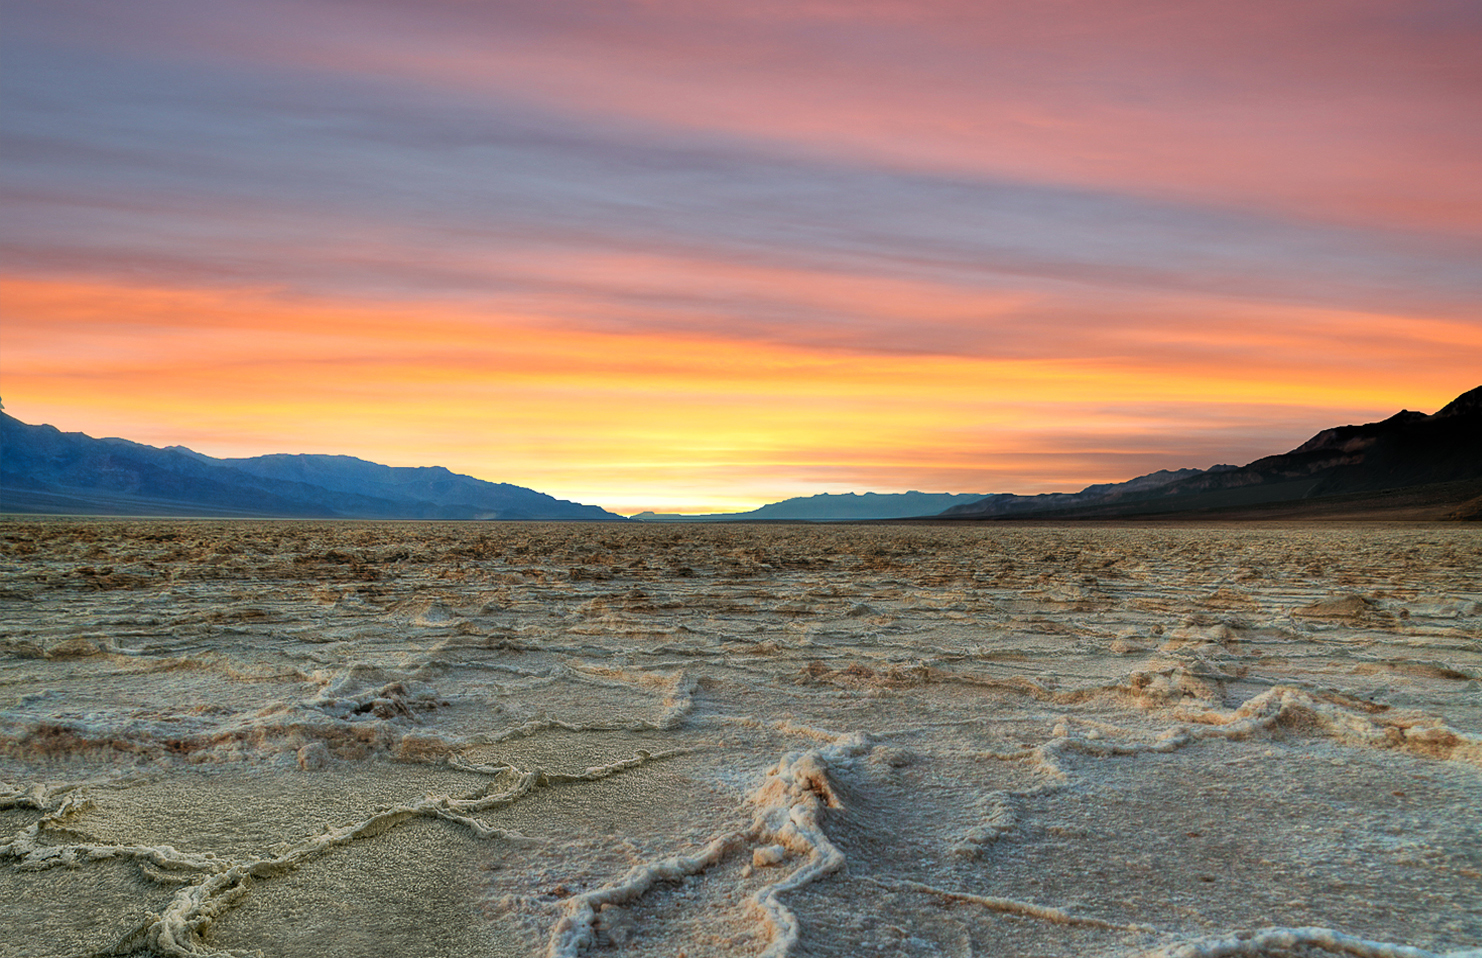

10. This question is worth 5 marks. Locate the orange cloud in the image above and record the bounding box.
[5,272,1477,513]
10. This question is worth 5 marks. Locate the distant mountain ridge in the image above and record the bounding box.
[632,491,991,523]
[0,413,623,521]
[629,473,1244,523]
[937,466,1235,519]
[942,385,1482,521]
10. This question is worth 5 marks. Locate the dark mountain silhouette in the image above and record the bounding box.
[0,413,623,521]
[934,467,1231,520]
[941,385,1482,521]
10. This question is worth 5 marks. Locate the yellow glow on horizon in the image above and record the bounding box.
[3,273,1478,514]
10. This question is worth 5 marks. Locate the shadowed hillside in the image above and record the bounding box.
[0,413,623,521]
[941,386,1482,521]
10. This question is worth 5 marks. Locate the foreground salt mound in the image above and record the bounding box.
[1,521,1479,956]
[547,733,861,958]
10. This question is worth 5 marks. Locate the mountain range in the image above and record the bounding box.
[3,385,1478,522]
[0,412,622,521]
[939,385,1482,521]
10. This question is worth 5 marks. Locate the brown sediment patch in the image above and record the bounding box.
[1293,593,1378,619]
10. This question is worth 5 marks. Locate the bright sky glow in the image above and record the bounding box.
[3,1,1479,514]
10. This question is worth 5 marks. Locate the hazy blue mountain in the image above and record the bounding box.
[632,491,993,522]
[0,413,623,521]
[184,450,614,519]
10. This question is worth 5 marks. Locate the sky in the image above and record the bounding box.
[2,0,1480,515]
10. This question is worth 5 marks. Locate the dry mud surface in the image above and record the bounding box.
[1,520,1480,958]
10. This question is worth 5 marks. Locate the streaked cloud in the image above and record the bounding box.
[2,0,1478,511]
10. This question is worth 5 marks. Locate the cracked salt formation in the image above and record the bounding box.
[1,521,1480,956]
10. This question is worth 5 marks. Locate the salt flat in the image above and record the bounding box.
[1,520,1479,958]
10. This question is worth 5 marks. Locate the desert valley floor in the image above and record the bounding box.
[1,520,1479,958]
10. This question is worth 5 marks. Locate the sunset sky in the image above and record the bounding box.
[3,1,1480,514]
